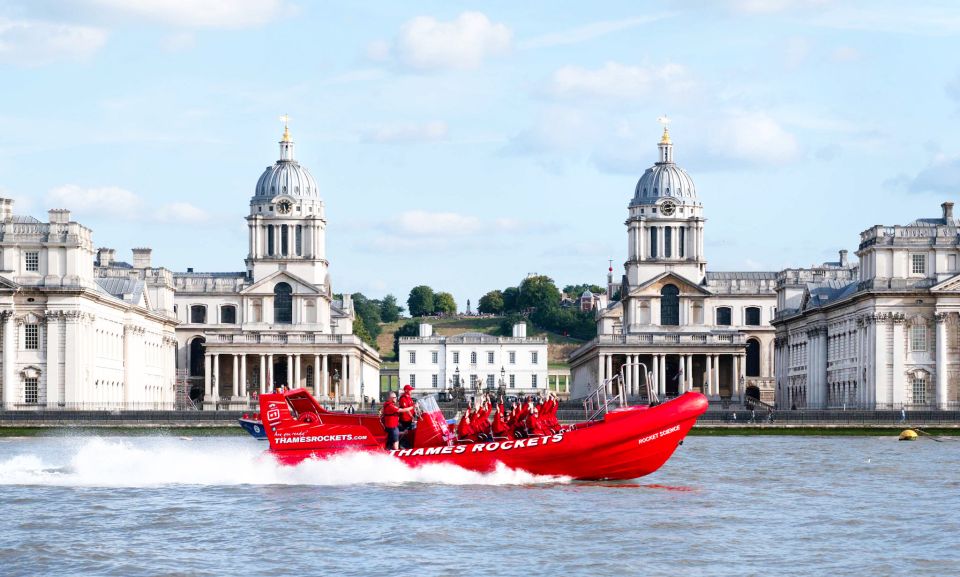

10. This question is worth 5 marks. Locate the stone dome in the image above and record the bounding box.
[630,128,696,205]
[254,125,319,198]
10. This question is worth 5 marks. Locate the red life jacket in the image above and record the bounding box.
[398,392,416,423]
[492,407,508,436]
[381,400,400,429]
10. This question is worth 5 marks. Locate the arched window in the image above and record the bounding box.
[660,284,679,326]
[267,224,275,256]
[220,305,237,324]
[746,338,761,377]
[188,337,206,377]
[745,307,761,326]
[274,282,293,324]
[190,305,206,324]
[716,307,731,326]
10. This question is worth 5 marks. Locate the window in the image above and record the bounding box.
[679,227,685,258]
[716,307,732,326]
[664,227,673,258]
[911,254,926,275]
[220,305,237,324]
[267,225,275,256]
[24,324,39,350]
[486,374,495,388]
[295,225,303,256]
[509,351,516,364]
[470,352,477,364]
[410,374,416,387]
[252,300,263,323]
[25,251,39,272]
[274,282,293,324]
[190,305,206,324]
[431,374,438,388]
[470,374,478,387]
[650,228,658,258]
[487,351,494,364]
[531,351,539,364]
[24,377,38,404]
[305,366,314,387]
[531,374,538,388]
[509,374,516,388]
[745,307,761,326]
[409,351,416,364]
[660,284,679,326]
[452,351,460,364]
[431,351,438,364]
[746,338,761,377]
[910,325,927,352]
[912,376,927,404]
[950,254,958,272]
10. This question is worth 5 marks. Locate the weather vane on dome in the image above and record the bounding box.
[280,114,291,142]
[657,114,671,144]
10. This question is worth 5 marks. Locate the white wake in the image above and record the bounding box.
[0,438,570,487]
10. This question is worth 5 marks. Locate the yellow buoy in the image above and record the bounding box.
[899,429,918,441]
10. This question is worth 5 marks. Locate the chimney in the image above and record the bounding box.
[0,198,13,222]
[132,247,152,269]
[48,208,71,224]
[512,322,527,339]
[97,248,115,267]
[942,201,954,221]
[418,323,433,337]
[186,267,194,273]
[839,249,848,267]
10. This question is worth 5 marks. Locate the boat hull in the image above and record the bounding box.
[264,391,708,481]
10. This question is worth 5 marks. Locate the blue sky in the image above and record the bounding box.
[2,0,960,309]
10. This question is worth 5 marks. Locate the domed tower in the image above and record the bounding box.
[624,120,706,288]
[246,119,328,286]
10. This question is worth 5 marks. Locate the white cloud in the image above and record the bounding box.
[161,31,196,52]
[389,210,483,237]
[361,210,552,253]
[707,112,800,165]
[726,0,831,15]
[831,45,861,62]
[784,36,811,68]
[905,154,960,194]
[0,19,107,66]
[547,62,694,101]
[520,15,672,49]
[362,121,448,143]
[46,185,143,218]
[390,12,512,71]
[155,202,209,223]
[504,107,597,156]
[84,0,293,29]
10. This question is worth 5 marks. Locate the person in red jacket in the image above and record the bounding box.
[457,408,473,441]
[398,385,417,448]
[380,392,415,450]
[491,403,508,438]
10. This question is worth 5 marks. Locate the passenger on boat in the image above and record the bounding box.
[491,403,508,438]
[380,392,416,450]
[457,409,472,440]
[398,385,417,448]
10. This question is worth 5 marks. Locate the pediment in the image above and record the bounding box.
[0,276,19,291]
[240,270,322,296]
[931,273,960,293]
[628,272,712,298]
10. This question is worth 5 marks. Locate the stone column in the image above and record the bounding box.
[706,354,713,397]
[286,354,293,387]
[892,316,905,406]
[659,354,667,396]
[313,354,321,396]
[211,354,220,400]
[624,354,633,396]
[604,354,613,395]
[322,354,329,398]
[46,312,61,407]
[686,355,693,395]
[936,313,948,409]
[293,354,301,389]
[259,354,266,395]
[204,353,212,398]
[267,354,274,391]
[340,355,348,401]
[240,354,247,398]
[232,354,239,397]
[2,312,15,409]
[652,354,660,396]
[596,353,604,393]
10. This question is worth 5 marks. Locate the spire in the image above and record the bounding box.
[279,114,294,161]
[656,115,673,163]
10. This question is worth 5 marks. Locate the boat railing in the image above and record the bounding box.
[583,362,655,421]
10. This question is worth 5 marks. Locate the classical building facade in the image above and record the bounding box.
[773,202,960,409]
[569,126,777,403]
[0,200,178,409]
[400,322,548,396]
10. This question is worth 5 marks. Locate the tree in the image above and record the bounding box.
[563,284,604,297]
[353,317,375,347]
[434,292,457,315]
[502,286,520,313]
[393,320,420,357]
[351,292,382,343]
[498,314,528,336]
[477,290,504,314]
[407,285,435,317]
[379,294,403,323]
[518,275,562,311]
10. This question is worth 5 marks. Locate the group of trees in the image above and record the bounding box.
[407,285,457,317]
[478,275,598,340]
[343,293,404,347]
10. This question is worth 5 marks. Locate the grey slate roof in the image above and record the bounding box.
[11,215,41,223]
[705,271,778,280]
[95,277,145,304]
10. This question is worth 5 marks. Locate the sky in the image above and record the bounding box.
[2,0,960,310]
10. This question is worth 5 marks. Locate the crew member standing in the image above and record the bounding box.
[380,392,415,450]
[398,385,417,449]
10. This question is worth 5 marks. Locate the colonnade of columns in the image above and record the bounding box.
[201,351,356,402]
[596,351,746,399]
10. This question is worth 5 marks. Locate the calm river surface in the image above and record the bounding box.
[0,434,957,577]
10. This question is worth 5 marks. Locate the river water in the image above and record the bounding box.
[0,434,957,577]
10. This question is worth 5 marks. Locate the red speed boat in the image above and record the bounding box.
[260,384,708,481]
